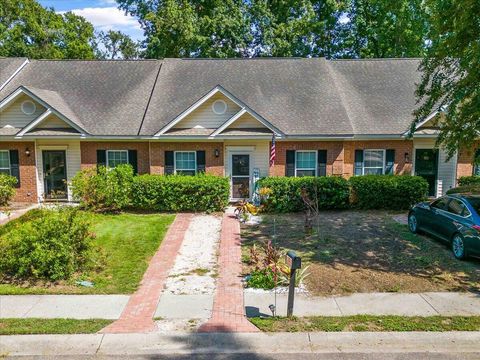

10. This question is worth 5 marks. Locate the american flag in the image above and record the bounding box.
[270,134,276,166]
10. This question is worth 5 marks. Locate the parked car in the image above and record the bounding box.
[408,194,480,259]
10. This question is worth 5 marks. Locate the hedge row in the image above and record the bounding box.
[259,175,429,212]
[458,176,480,186]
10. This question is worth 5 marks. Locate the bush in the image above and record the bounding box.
[0,208,94,281]
[71,165,134,212]
[447,185,480,195]
[349,175,429,210]
[132,174,230,212]
[0,174,17,206]
[458,176,480,186]
[257,176,350,213]
[246,268,276,289]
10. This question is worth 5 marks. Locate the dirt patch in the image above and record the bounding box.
[241,211,480,295]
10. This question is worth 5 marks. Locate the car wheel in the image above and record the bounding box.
[408,213,418,234]
[452,234,466,260]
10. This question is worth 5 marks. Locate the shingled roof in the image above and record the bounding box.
[0,57,423,137]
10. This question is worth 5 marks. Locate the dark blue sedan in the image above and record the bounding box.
[408,194,480,259]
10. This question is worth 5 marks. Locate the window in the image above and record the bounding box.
[295,151,316,177]
[431,197,448,210]
[447,199,469,216]
[21,100,36,115]
[474,149,480,176]
[363,150,385,175]
[466,197,480,215]
[107,150,128,168]
[175,151,196,175]
[0,150,10,175]
[212,100,227,115]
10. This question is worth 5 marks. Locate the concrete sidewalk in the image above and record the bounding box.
[245,291,480,317]
[1,332,480,357]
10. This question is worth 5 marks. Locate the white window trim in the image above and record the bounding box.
[362,149,386,175]
[174,151,197,175]
[106,150,129,168]
[0,150,11,175]
[295,150,317,177]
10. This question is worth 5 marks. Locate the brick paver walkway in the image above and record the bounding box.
[101,213,193,333]
[198,212,259,332]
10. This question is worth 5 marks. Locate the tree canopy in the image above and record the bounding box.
[94,30,141,59]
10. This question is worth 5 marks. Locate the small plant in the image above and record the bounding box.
[0,173,17,207]
[278,265,311,287]
[234,200,259,222]
[246,268,276,289]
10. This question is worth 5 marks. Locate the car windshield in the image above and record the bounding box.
[465,197,480,215]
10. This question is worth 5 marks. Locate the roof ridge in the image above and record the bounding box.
[330,57,422,61]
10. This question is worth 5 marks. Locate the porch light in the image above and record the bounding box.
[404,152,410,163]
[214,149,220,158]
[25,147,31,157]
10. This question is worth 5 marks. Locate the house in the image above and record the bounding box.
[0,57,478,203]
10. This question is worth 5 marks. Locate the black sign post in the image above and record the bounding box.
[286,250,301,318]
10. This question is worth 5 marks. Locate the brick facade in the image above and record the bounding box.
[80,142,150,174]
[149,142,224,176]
[457,142,480,179]
[0,142,37,202]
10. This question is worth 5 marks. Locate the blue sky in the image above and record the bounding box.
[38,0,144,41]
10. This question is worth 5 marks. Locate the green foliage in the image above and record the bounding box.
[0,318,113,335]
[0,174,17,206]
[0,208,93,281]
[246,268,276,289]
[0,0,96,59]
[132,174,229,212]
[446,185,480,195]
[458,176,480,186]
[258,176,350,213]
[94,30,141,59]
[71,165,134,213]
[349,175,428,210]
[413,0,480,158]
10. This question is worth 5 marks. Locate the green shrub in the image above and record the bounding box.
[257,176,350,213]
[349,175,428,210]
[458,176,480,186]
[0,174,17,206]
[0,208,94,281]
[71,165,134,212]
[132,174,229,212]
[246,268,276,289]
[447,185,480,195]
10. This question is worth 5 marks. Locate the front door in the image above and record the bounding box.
[415,149,439,197]
[231,154,250,199]
[43,150,68,200]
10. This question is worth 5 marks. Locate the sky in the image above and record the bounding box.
[38,0,144,41]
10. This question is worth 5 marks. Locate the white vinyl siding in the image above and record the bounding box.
[363,149,385,175]
[224,140,269,178]
[295,151,317,177]
[35,140,81,202]
[174,94,241,129]
[174,151,196,175]
[37,114,71,128]
[0,95,46,129]
[228,113,266,129]
[107,150,128,168]
[0,150,11,175]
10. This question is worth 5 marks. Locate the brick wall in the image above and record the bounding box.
[80,142,150,174]
[149,142,224,176]
[457,142,480,179]
[343,140,413,177]
[269,141,344,176]
[0,142,37,202]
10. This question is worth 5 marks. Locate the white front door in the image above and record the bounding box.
[230,154,251,200]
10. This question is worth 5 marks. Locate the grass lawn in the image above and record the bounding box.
[0,318,112,335]
[250,315,480,332]
[241,211,480,295]
[0,211,175,294]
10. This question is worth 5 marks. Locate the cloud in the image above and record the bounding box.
[63,6,140,32]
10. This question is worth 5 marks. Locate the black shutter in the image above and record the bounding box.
[97,150,106,168]
[196,150,206,173]
[474,149,480,176]
[128,150,138,174]
[317,150,327,177]
[385,149,395,175]
[286,150,295,177]
[9,150,20,188]
[354,150,364,176]
[165,151,174,175]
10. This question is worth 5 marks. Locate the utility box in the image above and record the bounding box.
[286,250,302,270]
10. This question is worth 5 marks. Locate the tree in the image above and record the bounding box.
[412,0,480,158]
[95,30,141,59]
[0,0,96,59]
[346,0,429,58]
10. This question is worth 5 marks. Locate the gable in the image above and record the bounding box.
[36,113,74,129]
[227,112,268,129]
[173,93,241,130]
[0,94,46,129]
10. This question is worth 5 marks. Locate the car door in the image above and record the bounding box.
[424,197,450,239]
[444,198,472,241]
